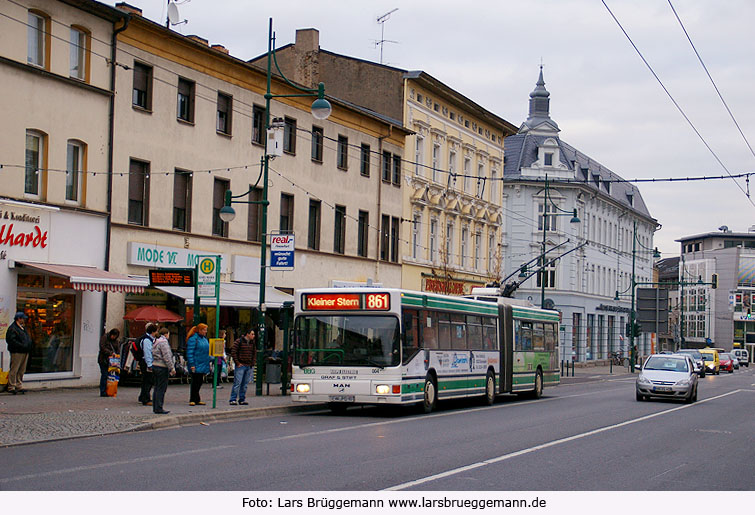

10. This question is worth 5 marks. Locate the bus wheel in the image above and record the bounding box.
[484,371,496,406]
[423,375,437,414]
[531,369,543,399]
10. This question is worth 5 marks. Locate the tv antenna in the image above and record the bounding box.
[166,0,189,28]
[375,8,398,64]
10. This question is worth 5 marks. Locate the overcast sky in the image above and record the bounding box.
[106,0,755,256]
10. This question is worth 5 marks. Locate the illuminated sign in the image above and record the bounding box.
[303,292,391,311]
[149,268,195,287]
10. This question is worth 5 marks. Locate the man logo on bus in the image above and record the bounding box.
[334,383,350,392]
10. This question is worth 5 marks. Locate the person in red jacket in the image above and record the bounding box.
[229,328,256,405]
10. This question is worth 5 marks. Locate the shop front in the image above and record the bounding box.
[0,200,148,387]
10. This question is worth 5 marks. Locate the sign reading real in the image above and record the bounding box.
[127,242,228,272]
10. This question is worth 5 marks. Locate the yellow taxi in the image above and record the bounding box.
[699,348,720,375]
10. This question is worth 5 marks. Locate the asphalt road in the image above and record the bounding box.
[1,368,753,491]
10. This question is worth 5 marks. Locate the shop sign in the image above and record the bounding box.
[424,277,466,295]
[127,242,228,272]
[270,234,294,270]
[0,207,49,249]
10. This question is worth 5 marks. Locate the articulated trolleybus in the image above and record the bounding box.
[291,288,561,413]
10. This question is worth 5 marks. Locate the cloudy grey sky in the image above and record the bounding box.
[107,0,755,255]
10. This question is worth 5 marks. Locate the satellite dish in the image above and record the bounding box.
[167,2,180,25]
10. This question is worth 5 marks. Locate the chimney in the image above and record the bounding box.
[187,35,209,46]
[294,28,320,88]
[115,2,142,16]
[212,44,229,55]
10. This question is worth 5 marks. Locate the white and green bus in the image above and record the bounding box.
[291,288,561,413]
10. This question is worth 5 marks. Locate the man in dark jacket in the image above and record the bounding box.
[6,312,32,394]
[229,329,256,405]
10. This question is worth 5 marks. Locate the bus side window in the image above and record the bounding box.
[467,315,482,350]
[483,317,497,350]
[533,323,545,351]
[545,323,557,352]
[450,313,466,350]
[423,310,439,350]
[438,312,452,349]
[402,309,420,363]
[520,322,532,351]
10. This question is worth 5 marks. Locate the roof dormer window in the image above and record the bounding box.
[592,173,601,188]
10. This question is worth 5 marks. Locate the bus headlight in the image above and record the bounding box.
[376,384,391,395]
[295,383,311,394]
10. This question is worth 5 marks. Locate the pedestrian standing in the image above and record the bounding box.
[5,312,32,394]
[186,323,210,406]
[98,328,120,397]
[136,323,158,406]
[151,327,175,414]
[229,328,256,405]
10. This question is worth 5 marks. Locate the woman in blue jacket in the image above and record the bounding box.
[186,323,210,405]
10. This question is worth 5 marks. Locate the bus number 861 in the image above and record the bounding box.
[366,293,390,310]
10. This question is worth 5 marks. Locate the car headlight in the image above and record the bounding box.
[675,378,691,387]
[637,375,652,385]
[295,383,310,393]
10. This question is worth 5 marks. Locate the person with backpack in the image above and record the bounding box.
[135,323,158,406]
[229,328,256,405]
[186,323,210,406]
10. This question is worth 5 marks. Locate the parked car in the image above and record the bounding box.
[719,352,734,373]
[676,349,705,377]
[700,348,720,375]
[732,348,749,367]
[636,354,698,403]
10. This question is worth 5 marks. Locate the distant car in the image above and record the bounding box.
[700,348,720,375]
[719,352,734,373]
[636,354,698,403]
[676,349,706,377]
[732,348,749,367]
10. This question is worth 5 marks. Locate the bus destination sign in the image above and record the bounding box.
[149,268,195,287]
[303,292,390,311]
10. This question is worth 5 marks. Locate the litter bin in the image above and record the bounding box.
[265,359,282,394]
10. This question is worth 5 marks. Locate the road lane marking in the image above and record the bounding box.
[0,445,234,484]
[257,387,626,443]
[384,390,742,491]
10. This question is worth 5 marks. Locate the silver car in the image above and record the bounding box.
[636,354,698,403]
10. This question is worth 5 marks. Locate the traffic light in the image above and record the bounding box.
[711,273,718,289]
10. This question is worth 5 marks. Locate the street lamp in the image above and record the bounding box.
[539,175,580,308]
[219,18,331,396]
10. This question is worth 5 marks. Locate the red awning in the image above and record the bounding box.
[17,261,148,294]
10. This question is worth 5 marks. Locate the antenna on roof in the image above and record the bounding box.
[375,8,399,65]
[166,0,189,28]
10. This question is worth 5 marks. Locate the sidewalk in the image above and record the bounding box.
[0,364,634,447]
[0,380,323,447]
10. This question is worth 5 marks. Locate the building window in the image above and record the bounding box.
[283,117,296,154]
[216,92,232,135]
[334,205,346,254]
[476,162,484,197]
[27,11,47,68]
[311,126,323,162]
[463,157,471,192]
[474,231,481,270]
[357,210,369,257]
[307,199,321,250]
[544,152,553,166]
[391,216,400,262]
[449,150,457,181]
[538,203,556,231]
[382,150,391,182]
[65,140,84,203]
[432,143,440,182]
[460,226,468,268]
[132,62,153,110]
[392,155,401,186]
[536,256,556,289]
[412,213,421,260]
[246,187,263,242]
[490,166,498,203]
[177,77,195,123]
[280,193,294,233]
[252,105,265,145]
[212,179,229,237]
[414,137,424,176]
[445,222,454,265]
[430,219,438,263]
[337,135,348,170]
[128,159,149,226]
[360,144,370,177]
[488,233,495,271]
[69,27,88,81]
[25,130,44,197]
[380,215,390,261]
[173,169,192,232]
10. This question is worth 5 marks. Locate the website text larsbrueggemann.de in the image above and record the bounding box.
[242,495,547,510]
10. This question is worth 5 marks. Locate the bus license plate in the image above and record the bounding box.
[329,395,355,402]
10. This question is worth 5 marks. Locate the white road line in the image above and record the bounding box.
[257,387,624,443]
[0,445,234,484]
[384,390,742,491]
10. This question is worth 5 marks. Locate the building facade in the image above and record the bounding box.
[676,229,755,360]
[254,29,518,296]
[502,69,658,362]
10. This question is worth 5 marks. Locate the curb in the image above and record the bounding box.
[0,403,328,449]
